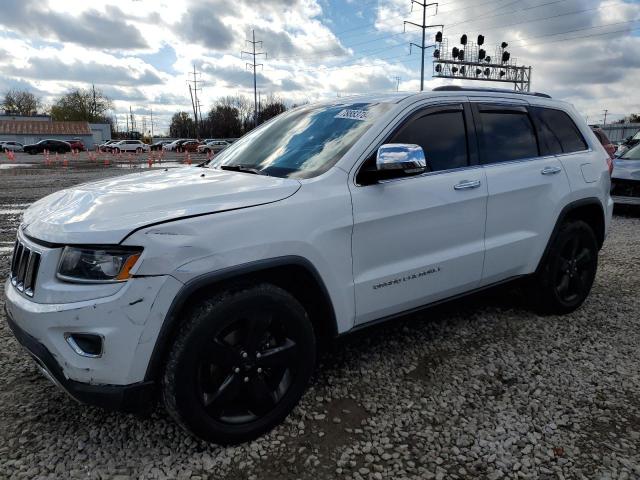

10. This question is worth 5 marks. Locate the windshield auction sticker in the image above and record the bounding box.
[335,109,368,121]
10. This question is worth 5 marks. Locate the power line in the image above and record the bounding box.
[404,1,441,91]
[242,29,267,127]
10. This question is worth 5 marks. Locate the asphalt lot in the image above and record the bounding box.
[1,154,639,479]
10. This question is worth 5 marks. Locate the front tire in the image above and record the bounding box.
[530,220,598,315]
[162,284,316,444]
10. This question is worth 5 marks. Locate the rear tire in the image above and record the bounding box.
[529,220,598,315]
[162,283,316,444]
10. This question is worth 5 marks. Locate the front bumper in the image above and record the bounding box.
[5,305,155,413]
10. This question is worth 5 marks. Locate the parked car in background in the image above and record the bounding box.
[111,140,150,153]
[591,127,615,159]
[177,140,201,153]
[5,88,613,444]
[99,140,119,152]
[615,130,640,157]
[150,140,171,151]
[611,144,640,206]
[163,138,196,152]
[162,139,186,151]
[66,139,86,152]
[197,140,230,154]
[23,139,71,154]
[0,141,24,152]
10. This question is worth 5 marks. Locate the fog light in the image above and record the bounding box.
[65,333,103,358]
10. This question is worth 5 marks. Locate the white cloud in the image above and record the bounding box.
[0,0,638,132]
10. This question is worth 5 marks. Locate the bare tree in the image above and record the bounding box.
[1,89,42,115]
[50,86,113,123]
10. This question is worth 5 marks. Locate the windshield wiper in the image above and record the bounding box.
[219,164,263,175]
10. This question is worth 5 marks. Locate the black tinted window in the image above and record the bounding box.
[533,107,587,154]
[390,109,468,172]
[479,111,538,163]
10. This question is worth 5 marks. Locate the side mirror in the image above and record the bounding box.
[376,143,427,176]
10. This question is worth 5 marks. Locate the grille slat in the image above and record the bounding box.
[10,239,41,297]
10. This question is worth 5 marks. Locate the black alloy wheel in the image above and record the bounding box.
[163,284,316,444]
[197,311,298,423]
[554,233,595,305]
[531,220,598,314]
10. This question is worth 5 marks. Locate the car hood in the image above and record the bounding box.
[22,167,301,244]
[612,159,640,182]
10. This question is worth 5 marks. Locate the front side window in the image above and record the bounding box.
[532,107,587,155]
[210,102,392,179]
[479,110,539,163]
[388,107,469,172]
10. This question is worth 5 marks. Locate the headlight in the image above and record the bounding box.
[57,246,142,283]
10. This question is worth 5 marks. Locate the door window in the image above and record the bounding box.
[478,109,539,163]
[389,108,469,172]
[531,107,587,154]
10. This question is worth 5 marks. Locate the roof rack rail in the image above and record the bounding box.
[432,85,551,99]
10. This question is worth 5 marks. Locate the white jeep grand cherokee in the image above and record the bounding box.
[5,87,614,444]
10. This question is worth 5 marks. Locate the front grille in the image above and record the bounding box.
[10,239,41,297]
[611,179,640,198]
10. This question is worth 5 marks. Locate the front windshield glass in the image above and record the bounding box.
[621,144,640,160]
[209,102,392,179]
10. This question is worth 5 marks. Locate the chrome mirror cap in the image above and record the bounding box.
[376,143,427,174]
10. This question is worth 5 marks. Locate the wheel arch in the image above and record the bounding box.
[536,197,606,273]
[144,256,338,382]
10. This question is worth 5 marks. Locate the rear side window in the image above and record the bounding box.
[389,108,469,172]
[532,107,587,154]
[478,109,539,163]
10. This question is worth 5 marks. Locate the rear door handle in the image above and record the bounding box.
[453,179,482,190]
[541,166,562,175]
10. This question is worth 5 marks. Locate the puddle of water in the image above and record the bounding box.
[0,164,32,169]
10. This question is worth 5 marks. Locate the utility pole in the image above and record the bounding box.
[393,76,401,92]
[150,108,154,139]
[242,30,267,127]
[187,65,202,138]
[603,109,608,126]
[404,1,441,91]
[129,106,135,132]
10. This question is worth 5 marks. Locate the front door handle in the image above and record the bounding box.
[454,179,481,190]
[541,165,562,175]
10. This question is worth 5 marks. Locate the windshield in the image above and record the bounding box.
[621,144,640,160]
[208,102,392,179]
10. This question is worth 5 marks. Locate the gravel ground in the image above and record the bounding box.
[1,162,639,480]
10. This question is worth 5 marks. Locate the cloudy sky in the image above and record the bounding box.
[0,0,638,133]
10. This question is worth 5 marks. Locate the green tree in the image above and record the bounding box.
[169,111,195,138]
[1,89,42,115]
[50,85,113,123]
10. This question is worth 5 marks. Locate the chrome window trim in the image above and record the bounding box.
[375,164,485,185]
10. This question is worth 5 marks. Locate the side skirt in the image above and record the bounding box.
[340,274,527,337]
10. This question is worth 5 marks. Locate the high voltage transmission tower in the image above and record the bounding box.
[187,65,203,138]
[404,1,442,91]
[242,30,267,127]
